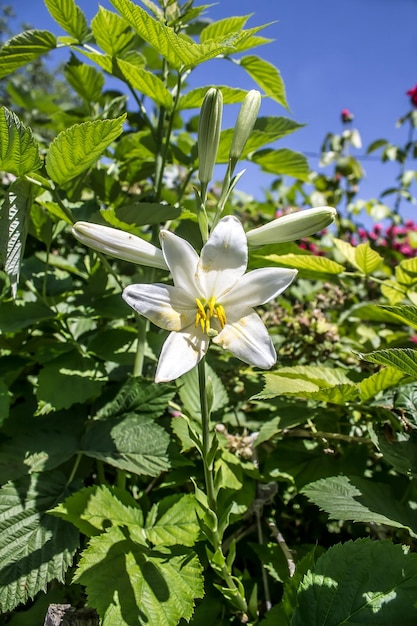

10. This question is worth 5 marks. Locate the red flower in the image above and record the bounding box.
[406,84,417,107]
[341,108,354,123]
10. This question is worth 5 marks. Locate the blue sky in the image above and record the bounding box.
[9,0,417,220]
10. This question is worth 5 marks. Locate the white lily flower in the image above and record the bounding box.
[123,216,297,382]
[72,221,168,270]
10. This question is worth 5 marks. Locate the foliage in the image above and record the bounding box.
[0,1,417,625]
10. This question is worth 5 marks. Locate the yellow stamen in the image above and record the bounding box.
[194,297,227,335]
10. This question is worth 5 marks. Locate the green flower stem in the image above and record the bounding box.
[197,358,248,615]
[133,314,149,377]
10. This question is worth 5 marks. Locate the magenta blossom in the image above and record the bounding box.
[341,108,354,123]
[406,85,417,107]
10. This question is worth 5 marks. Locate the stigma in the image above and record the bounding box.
[195,296,226,335]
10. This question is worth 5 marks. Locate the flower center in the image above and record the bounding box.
[195,296,226,337]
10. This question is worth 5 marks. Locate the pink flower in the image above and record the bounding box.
[341,108,354,123]
[406,85,417,107]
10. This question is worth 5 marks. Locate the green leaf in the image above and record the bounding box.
[380,304,417,330]
[64,56,104,102]
[217,117,304,163]
[145,494,200,547]
[396,257,417,287]
[37,352,107,410]
[291,539,417,625]
[302,475,417,537]
[177,362,228,420]
[178,86,248,110]
[199,15,252,42]
[0,107,42,176]
[0,381,10,426]
[91,6,134,55]
[95,376,175,420]
[256,252,344,276]
[0,300,54,333]
[74,525,204,626]
[0,30,57,79]
[44,0,89,43]
[50,485,144,537]
[0,472,79,613]
[81,414,171,476]
[0,178,32,298]
[110,0,248,70]
[354,241,383,274]
[333,236,357,268]
[370,425,417,478]
[45,115,126,184]
[359,366,407,402]
[116,58,173,108]
[363,348,417,378]
[239,55,288,107]
[101,202,181,230]
[252,148,310,181]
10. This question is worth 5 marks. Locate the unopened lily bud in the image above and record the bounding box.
[198,87,223,186]
[72,221,168,270]
[246,206,337,247]
[230,90,261,163]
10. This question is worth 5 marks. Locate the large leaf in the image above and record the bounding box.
[359,366,406,402]
[116,58,173,108]
[239,55,288,107]
[380,304,417,330]
[199,15,252,42]
[95,376,175,420]
[0,300,54,333]
[74,525,203,626]
[91,6,135,55]
[256,252,344,276]
[363,348,417,378]
[291,539,417,625]
[45,115,126,185]
[81,414,171,476]
[302,475,417,537]
[252,148,310,181]
[0,178,32,298]
[145,494,200,547]
[44,0,89,43]
[354,241,383,274]
[110,0,248,70]
[0,30,57,79]
[178,86,248,110]
[370,424,417,478]
[101,201,181,230]
[0,472,79,613]
[64,56,104,102]
[0,107,42,176]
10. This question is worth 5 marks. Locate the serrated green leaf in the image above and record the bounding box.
[217,117,304,163]
[110,0,248,70]
[200,15,252,42]
[333,236,357,268]
[50,485,144,537]
[95,376,175,420]
[354,241,383,274]
[363,348,417,378]
[0,30,57,79]
[239,55,288,107]
[74,525,203,626]
[64,56,104,102]
[81,414,171,476]
[0,472,79,613]
[359,366,406,402]
[145,494,200,547]
[37,351,107,410]
[252,148,309,181]
[0,107,42,176]
[116,58,173,108]
[381,279,405,304]
[178,86,248,110]
[257,252,344,276]
[0,178,32,298]
[302,475,417,536]
[45,115,126,184]
[91,6,134,55]
[292,539,417,625]
[396,257,417,287]
[380,304,417,330]
[44,0,89,43]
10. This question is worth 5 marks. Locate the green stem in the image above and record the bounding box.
[133,314,148,377]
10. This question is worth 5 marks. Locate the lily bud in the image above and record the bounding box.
[246,206,337,247]
[198,87,223,186]
[230,90,261,164]
[72,221,168,270]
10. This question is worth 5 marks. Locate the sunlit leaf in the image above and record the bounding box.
[116,58,174,108]
[0,472,79,612]
[252,148,309,181]
[91,6,134,55]
[381,304,417,330]
[44,0,89,43]
[45,115,126,184]
[257,252,344,276]
[145,494,200,547]
[199,15,252,42]
[239,55,288,107]
[359,367,407,402]
[0,107,42,176]
[292,539,417,625]
[178,86,248,110]
[362,348,417,378]
[64,56,104,102]
[74,525,203,626]
[0,30,56,79]
[354,241,383,274]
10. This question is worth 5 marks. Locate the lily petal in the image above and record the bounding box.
[220,267,297,308]
[123,284,195,331]
[160,230,200,296]
[197,215,247,298]
[213,310,276,369]
[156,328,209,382]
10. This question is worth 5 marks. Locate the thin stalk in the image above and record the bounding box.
[133,314,148,377]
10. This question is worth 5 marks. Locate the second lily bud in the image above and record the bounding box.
[198,87,223,191]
